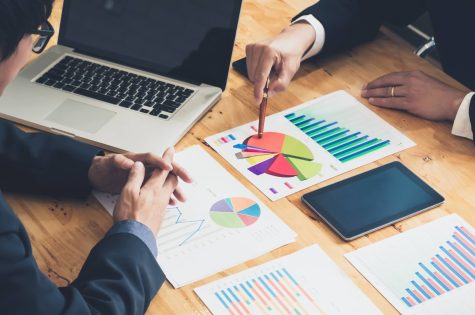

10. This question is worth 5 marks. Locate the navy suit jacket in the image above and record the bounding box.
[0,119,165,314]
[294,0,475,140]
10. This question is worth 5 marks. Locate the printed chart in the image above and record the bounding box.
[94,146,296,287]
[206,90,415,200]
[195,245,382,315]
[285,112,390,163]
[346,214,475,314]
[210,198,261,228]
[235,132,322,182]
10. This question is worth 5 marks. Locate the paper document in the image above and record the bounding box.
[205,90,415,200]
[94,145,296,287]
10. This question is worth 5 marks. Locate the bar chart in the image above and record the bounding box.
[346,215,475,314]
[285,112,390,163]
[196,245,382,315]
[400,225,475,307]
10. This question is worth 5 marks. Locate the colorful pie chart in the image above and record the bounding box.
[210,197,261,228]
[235,132,322,181]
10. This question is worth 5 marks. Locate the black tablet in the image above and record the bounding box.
[301,162,444,240]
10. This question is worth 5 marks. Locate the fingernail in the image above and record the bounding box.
[369,98,374,103]
[134,161,144,169]
[362,83,368,89]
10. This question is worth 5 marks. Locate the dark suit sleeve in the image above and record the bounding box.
[0,119,101,198]
[0,200,164,315]
[293,0,427,57]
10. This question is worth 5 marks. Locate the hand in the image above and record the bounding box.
[361,70,467,121]
[113,163,178,235]
[246,22,316,104]
[88,148,192,199]
[113,150,179,234]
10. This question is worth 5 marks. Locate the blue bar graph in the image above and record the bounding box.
[285,112,390,163]
[400,225,475,308]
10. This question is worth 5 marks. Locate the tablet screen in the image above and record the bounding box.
[302,162,444,240]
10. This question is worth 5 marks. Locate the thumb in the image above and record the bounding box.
[123,162,145,194]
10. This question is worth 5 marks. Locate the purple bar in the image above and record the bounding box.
[270,188,278,194]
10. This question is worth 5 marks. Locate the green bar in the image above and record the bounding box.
[313,128,344,141]
[307,127,328,137]
[335,139,381,158]
[290,116,305,124]
[330,137,371,154]
[318,130,349,145]
[323,135,359,149]
[341,142,391,162]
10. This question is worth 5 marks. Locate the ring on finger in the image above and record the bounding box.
[389,86,396,97]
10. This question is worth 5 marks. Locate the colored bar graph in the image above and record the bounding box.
[211,267,324,315]
[400,225,475,307]
[218,134,238,145]
[285,112,391,163]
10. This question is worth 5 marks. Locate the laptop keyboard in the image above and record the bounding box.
[35,56,195,119]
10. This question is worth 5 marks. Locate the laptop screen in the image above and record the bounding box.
[59,0,242,90]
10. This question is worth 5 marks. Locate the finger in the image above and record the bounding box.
[142,148,175,190]
[111,154,134,170]
[168,197,177,206]
[124,152,173,171]
[245,45,256,80]
[172,186,187,203]
[254,49,278,104]
[163,174,179,196]
[368,97,408,110]
[361,86,409,98]
[170,161,193,183]
[365,72,409,89]
[123,162,145,195]
[268,65,294,97]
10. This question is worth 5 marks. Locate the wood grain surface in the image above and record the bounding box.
[7,0,475,314]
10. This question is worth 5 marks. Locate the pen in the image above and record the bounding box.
[258,77,270,139]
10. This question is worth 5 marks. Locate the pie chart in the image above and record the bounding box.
[210,197,261,228]
[235,132,322,181]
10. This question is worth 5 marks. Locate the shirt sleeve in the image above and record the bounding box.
[452,92,475,140]
[107,220,158,258]
[291,14,326,60]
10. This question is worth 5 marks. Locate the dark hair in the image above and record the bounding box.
[0,0,53,61]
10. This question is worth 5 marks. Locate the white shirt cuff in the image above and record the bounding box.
[292,15,325,61]
[452,92,474,140]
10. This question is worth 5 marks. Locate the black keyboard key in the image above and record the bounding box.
[150,109,160,116]
[140,109,150,113]
[159,114,169,119]
[73,88,121,105]
[161,106,176,113]
[44,80,56,86]
[36,76,49,84]
[62,84,76,92]
[131,104,142,111]
[54,82,66,89]
[119,100,133,108]
[163,100,181,108]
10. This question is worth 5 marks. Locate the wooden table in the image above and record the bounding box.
[7,0,475,314]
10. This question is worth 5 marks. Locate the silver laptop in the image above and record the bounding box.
[0,0,242,154]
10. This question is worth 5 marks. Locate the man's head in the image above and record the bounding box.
[0,0,53,94]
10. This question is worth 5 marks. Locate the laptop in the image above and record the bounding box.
[0,0,242,154]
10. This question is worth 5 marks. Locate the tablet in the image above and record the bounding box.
[301,162,444,240]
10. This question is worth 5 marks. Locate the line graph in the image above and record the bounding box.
[158,206,206,246]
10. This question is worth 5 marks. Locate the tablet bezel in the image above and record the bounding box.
[301,162,445,241]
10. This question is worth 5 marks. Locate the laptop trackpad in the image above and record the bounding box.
[46,99,116,134]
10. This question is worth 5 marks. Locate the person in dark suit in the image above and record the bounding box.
[0,0,192,314]
[246,0,475,141]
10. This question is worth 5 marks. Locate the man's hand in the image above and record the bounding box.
[113,151,178,234]
[88,148,192,203]
[245,22,316,104]
[361,70,467,121]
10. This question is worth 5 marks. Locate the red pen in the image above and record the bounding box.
[258,77,270,139]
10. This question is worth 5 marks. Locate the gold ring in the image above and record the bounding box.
[390,86,396,97]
